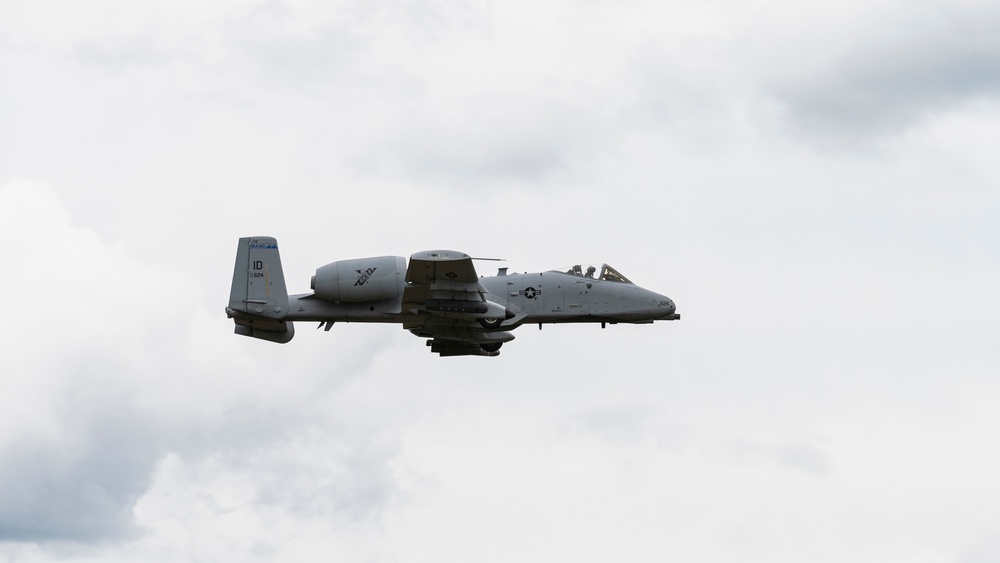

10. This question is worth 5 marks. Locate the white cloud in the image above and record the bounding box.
[0,181,402,544]
[0,180,171,540]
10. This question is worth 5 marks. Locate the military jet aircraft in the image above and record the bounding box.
[226,236,679,356]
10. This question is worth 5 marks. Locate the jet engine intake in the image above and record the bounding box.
[311,256,406,302]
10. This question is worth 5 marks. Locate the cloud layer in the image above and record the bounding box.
[2,0,1000,560]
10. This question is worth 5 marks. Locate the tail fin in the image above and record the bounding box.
[226,236,294,343]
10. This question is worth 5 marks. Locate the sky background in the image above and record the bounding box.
[2,0,1000,561]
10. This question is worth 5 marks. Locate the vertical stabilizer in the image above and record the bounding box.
[227,236,294,343]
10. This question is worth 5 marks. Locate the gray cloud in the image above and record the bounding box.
[773,7,1000,139]
[958,534,1000,563]
[713,438,833,475]
[250,433,399,520]
[352,99,584,185]
[0,417,157,541]
[0,361,402,544]
[0,182,402,544]
[557,403,691,449]
[75,37,172,70]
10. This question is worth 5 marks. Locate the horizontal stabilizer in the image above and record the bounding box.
[233,318,295,344]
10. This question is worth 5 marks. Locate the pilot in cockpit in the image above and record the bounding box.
[585,266,596,278]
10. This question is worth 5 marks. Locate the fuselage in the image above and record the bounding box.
[481,270,677,324]
[282,270,677,328]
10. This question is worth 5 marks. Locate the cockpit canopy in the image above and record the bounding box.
[552,263,633,284]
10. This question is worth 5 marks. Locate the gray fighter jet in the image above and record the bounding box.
[226,236,679,356]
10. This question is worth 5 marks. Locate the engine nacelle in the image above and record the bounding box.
[311,256,406,302]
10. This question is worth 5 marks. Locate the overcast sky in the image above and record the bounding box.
[2,0,1000,561]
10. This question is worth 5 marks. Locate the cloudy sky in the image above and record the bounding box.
[2,0,999,561]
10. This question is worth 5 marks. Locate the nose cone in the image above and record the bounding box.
[644,290,677,320]
[621,287,679,321]
[660,296,677,318]
[664,297,676,316]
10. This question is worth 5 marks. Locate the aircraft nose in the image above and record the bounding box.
[652,293,677,318]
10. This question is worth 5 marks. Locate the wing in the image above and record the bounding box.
[404,250,481,285]
[402,250,513,356]
[402,250,486,312]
